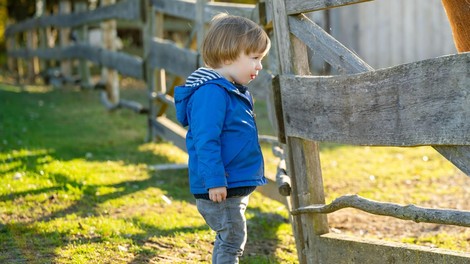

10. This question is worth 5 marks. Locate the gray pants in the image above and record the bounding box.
[196,196,250,264]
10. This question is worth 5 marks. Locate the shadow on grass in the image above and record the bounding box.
[0,87,291,263]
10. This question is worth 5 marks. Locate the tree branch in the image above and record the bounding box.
[292,194,470,227]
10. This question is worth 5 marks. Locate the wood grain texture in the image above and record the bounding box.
[280,52,470,146]
[5,0,141,36]
[8,44,143,79]
[289,14,372,74]
[285,0,372,15]
[148,38,198,78]
[151,0,254,22]
[317,233,470,264]
[271,0,293,75]
[287,16,470,175]
[152,117,187,152]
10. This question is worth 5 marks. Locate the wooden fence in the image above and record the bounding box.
[4,0,288,204]
[5,0,470,263]
[271,0,470,263]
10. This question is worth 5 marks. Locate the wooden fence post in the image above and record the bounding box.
[14,33,24,84]
[59,0,72,80]
[26,30,38,83]
[196,0,211,66]
[271,0,329,263]
[101,0,119,104]
[142,0,156,141]
[74,0,91,89]
[6,29,18,81]
[36,0,46,78]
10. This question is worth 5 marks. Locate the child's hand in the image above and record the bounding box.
[209,187,227,203]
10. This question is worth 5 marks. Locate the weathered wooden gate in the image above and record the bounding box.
[5,0,470,262]
[270,0,470,263]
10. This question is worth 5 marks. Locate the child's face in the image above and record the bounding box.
[220,51,267,85]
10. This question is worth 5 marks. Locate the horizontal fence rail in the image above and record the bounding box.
[148,38,199,77]
[279,52,470,146]
[285,0,372,15]
[277,12,470,176]
[4,0,141,37]
[151,0,258,22]
[8,45,144,79]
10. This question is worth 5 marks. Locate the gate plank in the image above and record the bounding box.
[152,116,187,152]
[8,45,143,79]
[289,14,372,74]
[285,0,372,15]
[148,38,198,77]
[285,16,470,175]
[317,233,470,264]
[280,52,470,146]
[151,0,254,22]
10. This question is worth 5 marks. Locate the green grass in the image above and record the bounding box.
[0,80,295,263]
[1,77,469,263]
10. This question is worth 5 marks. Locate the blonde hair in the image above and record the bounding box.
[202,13,271,69]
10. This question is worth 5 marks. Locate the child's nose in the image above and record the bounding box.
[255,61,263,70]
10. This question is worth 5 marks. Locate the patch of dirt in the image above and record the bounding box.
[326,173,470,252]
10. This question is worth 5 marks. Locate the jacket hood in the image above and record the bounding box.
[174,68,228,126]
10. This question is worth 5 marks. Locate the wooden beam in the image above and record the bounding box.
[293,194,470,227]
[151,116,187,152]
[280,52,470,146]
[8,45,143,79]
[272,0,293,74]
[101,0,119,105]
[272,0,307,262]
[148,38,198,77]
[59,0,72,79]
[316,233,470,264]
[289,14,372,74]
[151,0,195,21]
[151,0,254,22]
[74,1,92,89]
[5,0,141,37]
[206,2,256,22]
[285,0,372,15]
[272,1,330,263]
[435,146,470,176]
[294,17,470,174]
[283,16,470,175]
[154,92,175,107]
[272,76,286,144]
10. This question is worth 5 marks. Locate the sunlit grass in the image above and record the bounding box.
[1,77,468,262]
[0,81,297,263]
[320,145,458,204]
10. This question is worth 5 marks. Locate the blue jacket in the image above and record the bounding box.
[174,68,267,195]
